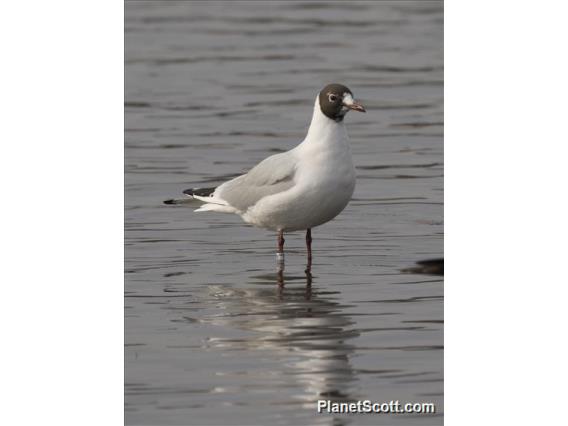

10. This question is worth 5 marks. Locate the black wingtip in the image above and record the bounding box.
[163,199,176,205]
[183,187,216,197]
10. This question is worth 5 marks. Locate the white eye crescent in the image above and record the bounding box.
[328,94,338,102]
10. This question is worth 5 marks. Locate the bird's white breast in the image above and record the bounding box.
[242,100,356,232]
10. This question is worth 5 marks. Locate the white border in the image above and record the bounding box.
[2,1,123,424]
[446,0,568,424]
[2,0,568,424]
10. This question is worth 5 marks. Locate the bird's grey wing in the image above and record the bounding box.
[215,152,297,212]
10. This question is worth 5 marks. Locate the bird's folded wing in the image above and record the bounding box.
[215,152,297,212]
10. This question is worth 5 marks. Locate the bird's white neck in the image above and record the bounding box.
[301,96,348,149]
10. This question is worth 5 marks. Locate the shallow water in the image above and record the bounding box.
[125,1,443,425]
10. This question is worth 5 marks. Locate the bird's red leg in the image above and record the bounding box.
[305,228,313,271]
[276,230,285,273]
[277,230,285,254]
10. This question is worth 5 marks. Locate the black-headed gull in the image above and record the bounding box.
[164,83,366,266]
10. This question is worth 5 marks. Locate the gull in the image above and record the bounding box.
[164,83,366,267]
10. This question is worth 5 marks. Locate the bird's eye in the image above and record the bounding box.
[328,94,338,102]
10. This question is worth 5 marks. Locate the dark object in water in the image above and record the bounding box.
[402,258,443,275]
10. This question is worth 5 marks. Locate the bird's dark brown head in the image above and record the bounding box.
[318,83,366,122]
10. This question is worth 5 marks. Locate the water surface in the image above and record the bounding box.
[126,1,443,425]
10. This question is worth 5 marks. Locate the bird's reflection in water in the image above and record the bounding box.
[202,266,359,409]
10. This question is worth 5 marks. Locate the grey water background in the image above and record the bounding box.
[125,1,443,425]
